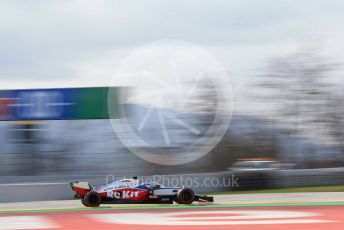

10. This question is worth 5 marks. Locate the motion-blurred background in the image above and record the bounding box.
[1,0,344,192]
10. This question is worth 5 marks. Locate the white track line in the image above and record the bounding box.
[0,216,58,229]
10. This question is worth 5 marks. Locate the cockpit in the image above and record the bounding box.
[139,182,163,189]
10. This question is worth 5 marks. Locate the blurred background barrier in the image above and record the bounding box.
[1,110,343,177]
[271,168,344,188]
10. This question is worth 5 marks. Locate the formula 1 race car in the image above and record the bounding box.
[70,177,214,207]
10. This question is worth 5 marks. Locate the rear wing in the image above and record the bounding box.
[70,181,92,198]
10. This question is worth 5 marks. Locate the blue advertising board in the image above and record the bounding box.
[0,87,120,120]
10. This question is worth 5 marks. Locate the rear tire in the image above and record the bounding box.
[83,191,101,207]
[176,188,195,204]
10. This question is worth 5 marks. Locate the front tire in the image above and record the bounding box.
[176,188,195,204]
[83,191,101,207]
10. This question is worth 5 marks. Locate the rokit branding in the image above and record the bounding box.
[107,190,141,199]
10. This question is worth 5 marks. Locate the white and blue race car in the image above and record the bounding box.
[70,177,214,207]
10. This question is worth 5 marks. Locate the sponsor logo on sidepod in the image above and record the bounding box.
[107,190,140,199]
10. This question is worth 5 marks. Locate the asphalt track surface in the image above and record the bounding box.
[0,192,343,229]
